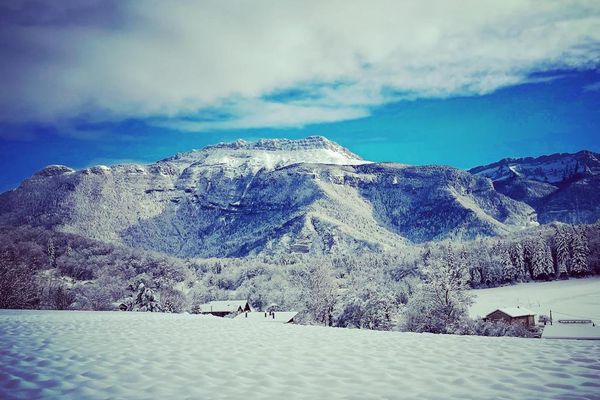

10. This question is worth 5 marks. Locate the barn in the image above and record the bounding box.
[484,307,535,328]
[197,300,251,317]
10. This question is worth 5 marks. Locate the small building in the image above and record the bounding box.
[542,320,600,340]
[235,310,298,324]
[197,300,251,317]
[484,307,535,328]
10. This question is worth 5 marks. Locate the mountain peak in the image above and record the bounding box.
[164,136,368,170]
[205,136,360,158]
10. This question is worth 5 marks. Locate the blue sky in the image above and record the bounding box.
[1,1,600,191]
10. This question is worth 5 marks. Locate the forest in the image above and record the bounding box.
[1,222,599,337]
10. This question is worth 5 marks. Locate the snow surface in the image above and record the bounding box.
[2,310,600,399]
[470,277,600,324]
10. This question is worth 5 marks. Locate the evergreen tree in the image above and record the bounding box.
[570,226,590,276]
[554,226,570,279]
[528,238,554,280]
[509,241,527,281]
[131,282,161,312]
[498,245,517,283]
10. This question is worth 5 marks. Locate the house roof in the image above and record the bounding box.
[487,307,535,318]
[542,324,600,340]
[235,311,298,323]
[198,300,250,313]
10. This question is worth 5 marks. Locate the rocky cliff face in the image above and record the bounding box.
[470,150,600,224]
[0,136,546,257]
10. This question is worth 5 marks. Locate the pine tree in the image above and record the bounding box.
[554,226,570,279]
[523,239,535,280]
[570,226,590,276]
[65,243,73,257]
[498,245,516,283]
[510,241,527,281]
[526,238,554,280]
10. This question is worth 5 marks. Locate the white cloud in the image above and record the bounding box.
[1,0,600,131]
[155,99,369,131]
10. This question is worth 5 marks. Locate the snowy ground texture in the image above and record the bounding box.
[1,311,600,400]
[470,277,600,323]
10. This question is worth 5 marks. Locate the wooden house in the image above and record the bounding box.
[484,307,535,328]
[197,300,251,317]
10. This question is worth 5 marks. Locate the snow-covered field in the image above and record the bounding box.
[1,311,600,399]
[469,277,600,323]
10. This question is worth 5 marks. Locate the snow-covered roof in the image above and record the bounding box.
[198,300,250,313]
[542,324,600,340]
[488,307,535,318]
[235,311,298,324]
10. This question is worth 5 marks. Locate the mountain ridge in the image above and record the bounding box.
[469,149,600,224]
[1,137,597,258]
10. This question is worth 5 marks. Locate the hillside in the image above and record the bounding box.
[0,136,537,257]
[470,150,600,224]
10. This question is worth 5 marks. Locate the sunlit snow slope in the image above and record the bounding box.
[1,311,599,400]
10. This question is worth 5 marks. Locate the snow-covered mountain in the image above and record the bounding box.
[0,136,561,257]
[470,150,600,224]
[164,136,368,172]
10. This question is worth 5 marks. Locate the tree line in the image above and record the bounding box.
[1,222,598,337]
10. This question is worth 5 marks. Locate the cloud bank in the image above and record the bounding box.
[1,0,600,132]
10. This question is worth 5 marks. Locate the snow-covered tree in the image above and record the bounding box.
[47,238,56,268]
[302,263,337,326]
[131,282,161,312]
[0,246,39,309]
[525,238,554,280]
[401,245,473,333]
[553,226,570,279]
[495,244,517,283]
[509,241,527,281]
[570,226,590,276]
[469,265,482,287]
[336,266,397,330]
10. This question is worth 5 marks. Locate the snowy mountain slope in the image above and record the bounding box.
[163,135,368,174]
[470,150,600,224]
[353,163,535,242]
[469,150,600,183]
[0,137,540,257]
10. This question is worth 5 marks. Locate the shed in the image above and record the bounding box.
[235,311,298,324]
[542,322,600,340]
[198,300,251,317]
[484,307,535,328]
